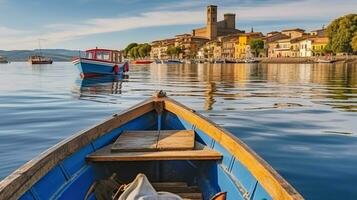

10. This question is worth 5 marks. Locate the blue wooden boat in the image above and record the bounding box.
[72,48,129,78]
[0,92,303,200]
[163,59,183,64]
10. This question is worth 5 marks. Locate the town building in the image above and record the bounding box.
[192,5,244,40]
[198,39,222,61]
[299,36,329,57]
[221,35,239,60]
[310,28,327,37]
[174,34,209,59]
[281,28,306,39]
[234,32,263,59]
[266,33,291,58]
[150,38,175,60]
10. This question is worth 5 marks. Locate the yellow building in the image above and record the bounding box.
[311,37,328,56]
[234,32,263,59]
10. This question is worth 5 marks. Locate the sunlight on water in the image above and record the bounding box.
[0,62,356,199]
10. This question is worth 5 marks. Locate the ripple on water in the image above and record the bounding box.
[0,62,356,200]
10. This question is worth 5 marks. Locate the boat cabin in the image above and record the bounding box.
[85,48,122,63]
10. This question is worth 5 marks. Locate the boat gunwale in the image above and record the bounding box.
[0,98,155,200]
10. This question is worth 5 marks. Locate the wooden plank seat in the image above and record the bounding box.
[86,130,222,162]
[111,130,195,152]
[86,142,222,161]
[152,182,203,200]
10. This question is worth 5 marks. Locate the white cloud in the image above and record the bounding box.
[0,0,356,50]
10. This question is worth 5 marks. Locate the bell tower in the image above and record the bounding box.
[207,5,217,40]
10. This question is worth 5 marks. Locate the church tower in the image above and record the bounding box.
[206,5,217,40]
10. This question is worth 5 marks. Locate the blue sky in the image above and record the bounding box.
[0,0,356,50]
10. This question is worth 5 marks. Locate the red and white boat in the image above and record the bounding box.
[72,48,129,78]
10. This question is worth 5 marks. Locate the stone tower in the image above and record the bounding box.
[206,5,217,40]
[224,13,235,29]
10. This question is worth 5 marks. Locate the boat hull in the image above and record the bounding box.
[30,60,53,64]
[0,96,303,200]
[133,60,153,64]
[73,58,128,78]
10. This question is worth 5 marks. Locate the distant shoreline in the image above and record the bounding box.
[259,56,357,64]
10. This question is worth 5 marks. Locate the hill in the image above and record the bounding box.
[0,49,83,61]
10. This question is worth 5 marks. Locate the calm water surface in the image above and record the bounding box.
[0,62,356,199]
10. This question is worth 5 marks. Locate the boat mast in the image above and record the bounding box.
[38,39,43,57]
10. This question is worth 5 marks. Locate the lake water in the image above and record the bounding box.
[0,62,356,199]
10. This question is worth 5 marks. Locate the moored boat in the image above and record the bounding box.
[0,56,9,64]
[316,55,335,63]
[0,91,303,200]
[132,60,153,64]
[72,48,129,78]
[163,59,183,64]
[28,55,53,64]
[244,58,259,63]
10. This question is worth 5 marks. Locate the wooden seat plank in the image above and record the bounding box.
[111,130,195,152]
[111,131,159,152]
[87,143,222,162]
[157,130,194,151]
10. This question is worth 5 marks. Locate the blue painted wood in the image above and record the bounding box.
[231,158,257,195]
[87,192,96,200]
[61,144,94,177]
[212,142,232,171]
[19,191,35,200]
[252,182,272,200]
[75,60,125,75]
[217,165,245,200]
[32,166,67,200]
[162,111,185,130]
[56,166,94,200]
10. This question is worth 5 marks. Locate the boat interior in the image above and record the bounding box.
[5,96,302,200]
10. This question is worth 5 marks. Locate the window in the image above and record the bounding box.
[96,51,110,61]
[86,52,93,59]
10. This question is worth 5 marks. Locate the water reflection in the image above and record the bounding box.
[74,74,128,103]
[147,63,357,112]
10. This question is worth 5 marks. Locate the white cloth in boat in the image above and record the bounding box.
[118,173,182,200]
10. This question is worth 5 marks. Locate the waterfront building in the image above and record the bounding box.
[221,35,238,60]
[266,33,291,57]
[234,32,263,59]
[198,39,222,61]
[299,36,329,57]
[174,34,209,59]
[150,38,175,60]
[192,5,244,40]
[290,37,307,57]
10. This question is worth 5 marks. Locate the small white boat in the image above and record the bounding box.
[244,58,259,63]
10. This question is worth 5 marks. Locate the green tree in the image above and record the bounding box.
[326,14,357,53]
[124,43,138,58]
[351,33,357,53]
[138,45,146,58]
[249,39,264,57]
[129,46,140,59]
